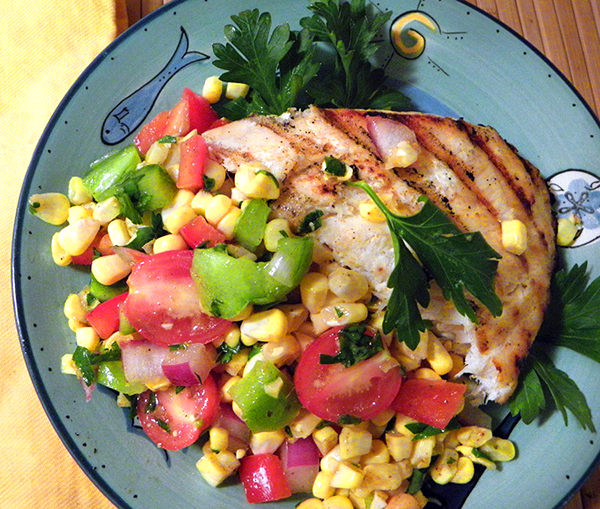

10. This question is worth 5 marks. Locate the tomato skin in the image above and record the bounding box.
[134,110,171,155]
[238,453,292,503]
[137,374,219,451]
[164,88,219,138]
[179,214,227,249]
[294,327,402,422]
[122,250,232,345]
[177,134,208,192]
[390,378,467,429]
[86,292,128,339]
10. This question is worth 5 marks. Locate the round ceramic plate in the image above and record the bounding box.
[12,0,600,508]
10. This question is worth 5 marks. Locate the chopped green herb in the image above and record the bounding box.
[284,425,293,437]
[316,419,336,430]
[217,342,243,363]
[256,169,279,188]
[248,344,263,360]
[298,209,324,234]
[203,175,216,192]
[338,414,362,425]
[320,323,383,367]
[72,343,122,387]
[158,135,177,143]
[169,344,186,351]
[407,468,427,495]
[145,391,158,413]
[472,447,494,462]
[322,156,347,177]
[28,201,41,215]
[157,419,171,434]
[125,213,167,252]
[334,306,344,318]
[405,421,459,440]
[175,386,186,394]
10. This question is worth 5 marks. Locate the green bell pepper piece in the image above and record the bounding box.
[234,199,271,252]
[96,360,146,395]
[191,236,313,319]
[90,273,127,303]
[83,145,141,202]
[228,360,300,433]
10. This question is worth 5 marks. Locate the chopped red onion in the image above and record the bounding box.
[279,437,320,493]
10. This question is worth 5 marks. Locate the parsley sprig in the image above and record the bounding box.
[320,323,383,367]
[349,180,502,349]
[509,263,600,431]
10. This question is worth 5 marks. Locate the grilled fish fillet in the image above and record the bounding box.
[202,106,556,404]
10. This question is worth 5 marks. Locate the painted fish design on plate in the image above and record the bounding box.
[101,26,209,145]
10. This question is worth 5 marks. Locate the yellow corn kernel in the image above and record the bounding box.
[327,268,369,302]
[313,426,339,456]
[262,334,301,366]
[430,448,459,485]
[371,407,395,428]
[557,216,579,246]
[385,493,421,509]
[448,353,465,379]
[93,196,121,225]
[264,218,293,252]
[478,437,516,462]
[451,456,475,484]
[359,201,386,223]
[196,451,240,487]
[57,218,101,256]
[91,254,132,286]
[279,304,309,333]
[68,205,93,224]
[413,490,428,509]
[153,233,188,253]
[162,189,195,221]
[76,327,100,351]
[414,367,442,381]
[456,426,493,448]
[202,76,223,104]
[396,459,414,480]
[204,159,227,191]
[164,204,197,234]
[394,330,429,371]
[217,206,242,239]
[68,318,84,332]
[64,294,88,322]
[394,414,420,437]
[301,272,329,314]
[455,445,496,470]
[116,392,131,407]
[205,194,233,226]
[317,303,369,329]
[289,409,322,439]
[313,470,336,499]
[225,82,250,100]
[190,190,213,215]
[501,219,528,255]
[249,429,287,455]
[362,463,403,491]
[385,432,413,462]
[235,163,280,200]
[220,375,240,403]
[387,141,420,169]
[209,427,229,452]
[323,495,354,509]
[224,350,249,377]
[145,140,171,165]
[321,445,343,474]
[410,437,435,469]
[61,353,78,375]
[361,440,390,465]
[240,309,288,343]
[68,177,93,205]
[297,498,325,509]
[230,304,254,322]
[29,192,70,225]
[107,219,131,246]
[339,426,372,459]
[426,335,453,376]
[330,461,364,490]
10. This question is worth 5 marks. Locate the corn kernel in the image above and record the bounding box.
[359,201,386,223]
[426,335,453,375]
[145,140,171,165]
[225,82,250,100]
[323,495,354,509]
[209,427,229,452]
[202,76,223,104]
[235,163,280,200]
[76,327,100,351]
[91,254,132,285]
[217,206,242,239]
[57,218,100,256]
[313,426,339,456]
[264,218,293,252]
[64,294,88,322]
[414,367,442,381]
[289,409,322,439]
[61,354,78,375]
[557,217,579,246]
[362,463,403,491]
[455,445,496,470]
[313,470,336,499]
[451,456,475,484]
[339,426,372,459]
[190,190,214,215]
[161,189,195,222]
[240,309,288,343]
[301,272,329,314]
[196,451,240,487]
[205,194,233,226]
[410,436,435,469]
[280,304,309,333]
[361,440,390,465]
[107,219,131,246]
[430,448,459,485]
[249,429,286,455]
[68,205,93,224]
[205,159,227,191]
[29,193,70,225]
[153,233,189,253]
[501,219,528,255]
[93,196,122,224]
[394,414,420,436]
[479,437,516,462]
[297,499,325,509]
[317,303,369,329]
[327,268,369,302]
[330,461,364,490]
[385,494,421,509]
[387,141,420,169]
[224,350,249,377]
[68,177,93,205]
[456,426,493,448]
[164,204,196,234]
[261,334,301,366]
[385,432,413,462]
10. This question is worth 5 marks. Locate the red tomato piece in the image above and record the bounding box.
[391,378,467,429]
[122,250,232,345]
[179,214,227,249]
[164,88,219,138]
[177,134,208,192]
[134,109,171,155]
[137,374,219,451]
[86,292,128,339]
[238,454,292,503]
[294,327,402,422]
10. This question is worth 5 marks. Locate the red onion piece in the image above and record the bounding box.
[279,437,320,493]
[366,115,419,167]
[121,339,169,386]
[161,343,217,387]
[213,403,251,451]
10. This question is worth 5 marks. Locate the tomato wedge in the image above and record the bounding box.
[133,110,171,155]
[390,378,467,429]
[137,374,219,450]
[294,326,402,422]
[177,134,209,192]
[122,250,232,345]
[238,453,292,503]
[86,292,128,339]
[179,214,227,249]
[164,88,219,138]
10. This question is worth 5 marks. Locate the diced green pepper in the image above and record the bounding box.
[228,360,300,433]
[191,236,313,319]
[90,273,127,303]
[133,164,177,212]
[234,199,271,252]
[83,145,141,202]
[96,360,146,395]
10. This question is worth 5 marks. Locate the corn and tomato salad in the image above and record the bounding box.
[30,85,515,509]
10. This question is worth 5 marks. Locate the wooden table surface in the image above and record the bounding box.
[3,0,599,508]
